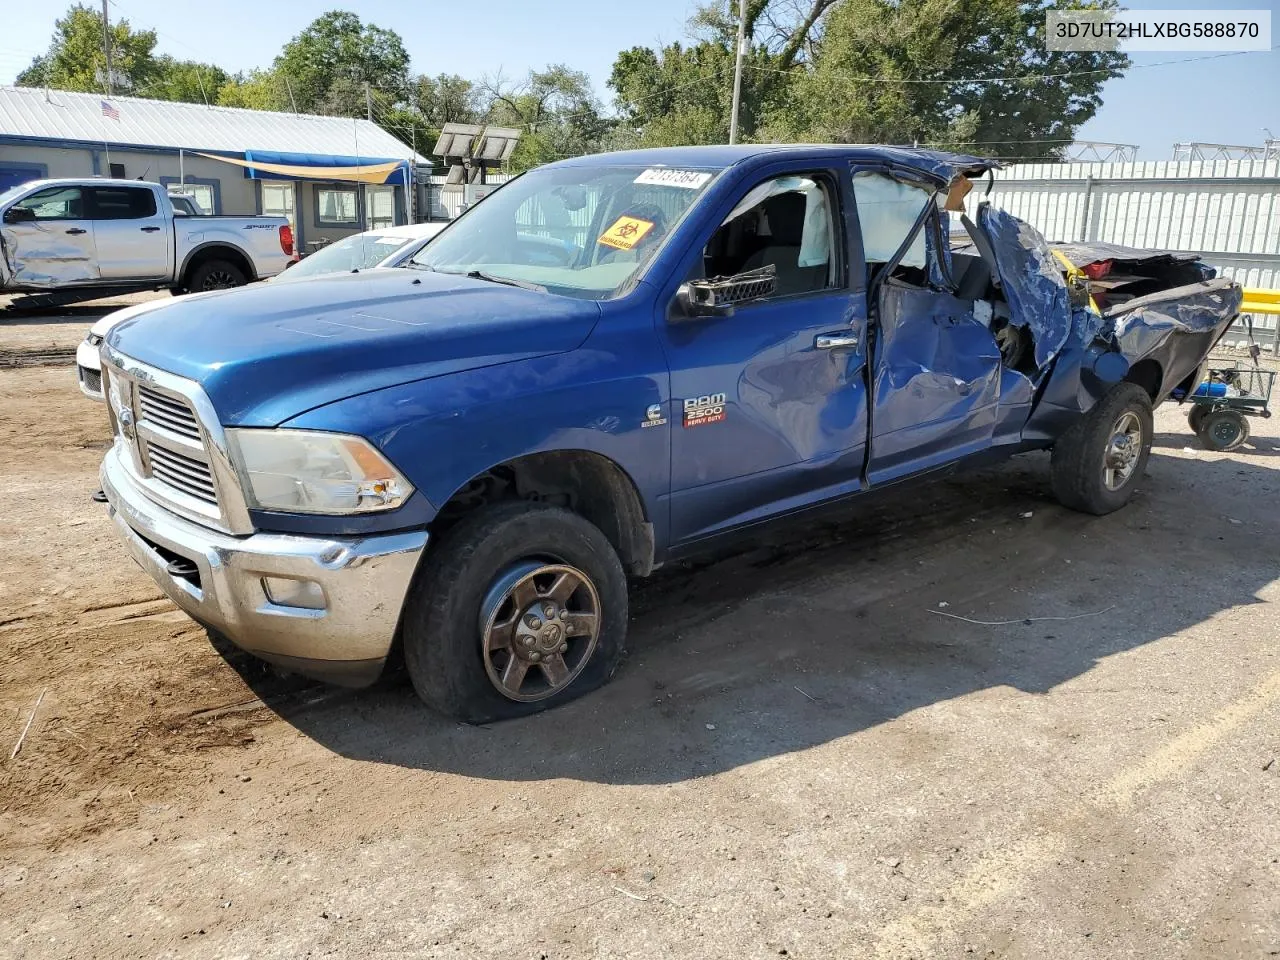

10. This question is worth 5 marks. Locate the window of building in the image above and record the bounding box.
[261,182,296,232]
[316,187,359,226]
[168,184,214,215]
[367,185,396,231]
[90,187,157,220]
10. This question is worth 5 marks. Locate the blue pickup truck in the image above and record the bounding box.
[98,145,1240,722]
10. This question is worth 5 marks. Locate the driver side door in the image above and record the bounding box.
[658,164,871,545]
[2,185,98,286]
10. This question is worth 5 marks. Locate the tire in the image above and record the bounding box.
[1197,410,1249,452]
[1187,405,1209,435]
[403,501,628,723]
[1051,382,1153,516]
[187,259,247,292]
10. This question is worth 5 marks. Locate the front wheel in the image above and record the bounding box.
[402,501,628,723]
[1051,383,1154,515]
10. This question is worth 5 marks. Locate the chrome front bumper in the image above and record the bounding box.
[101,444,428,686]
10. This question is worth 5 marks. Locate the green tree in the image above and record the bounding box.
[480,65,611,170]
[765,0,1127,157]
[610,0,1127,157]
[147,57,229,104]
[215,70,290,111]
[271,11,411,115]
[15,3,161,95]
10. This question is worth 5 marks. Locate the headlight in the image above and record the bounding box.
[87,332,104,347]
[226,429,413,515]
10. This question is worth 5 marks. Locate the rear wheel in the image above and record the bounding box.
[402,501,628,723]
[187,259,246,292]
[1197,410,1249,452]
[1051,383,1153,515]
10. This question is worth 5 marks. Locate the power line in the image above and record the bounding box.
[744,47,1276,85]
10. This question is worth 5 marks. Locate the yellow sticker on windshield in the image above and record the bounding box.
[598,216,655,251]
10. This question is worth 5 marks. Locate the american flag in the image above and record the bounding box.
[100,100,120,121]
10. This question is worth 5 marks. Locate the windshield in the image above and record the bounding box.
[409,164,719,300]
[285,232,416,279]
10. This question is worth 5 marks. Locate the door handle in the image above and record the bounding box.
[815,333,860,350]
[140,226,162,232]
[65,227,87,235]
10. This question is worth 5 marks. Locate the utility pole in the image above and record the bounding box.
[728,0,747,144]
[365,82,373,123]
[101,0,113,96]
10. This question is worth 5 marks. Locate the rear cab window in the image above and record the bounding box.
[90,187,157,220]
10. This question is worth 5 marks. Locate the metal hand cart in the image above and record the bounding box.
[1186,361,1274,451]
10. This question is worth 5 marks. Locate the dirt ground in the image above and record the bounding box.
[0,292,169,360]
[1,314,1278,959]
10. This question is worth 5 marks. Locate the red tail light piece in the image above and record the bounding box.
[279,224,294,256]
[1082,259,1112,280]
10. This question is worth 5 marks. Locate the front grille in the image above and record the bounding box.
[147,444,218,504]
[104,357,236,529]
[79,366,102,394]
[138,384,201,441]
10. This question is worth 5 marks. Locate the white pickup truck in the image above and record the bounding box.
[0,178,293,307]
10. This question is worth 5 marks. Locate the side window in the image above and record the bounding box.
[851,172,931,281]
[91,187,157,220]
[13,186,84,220]
[701,174,837,298]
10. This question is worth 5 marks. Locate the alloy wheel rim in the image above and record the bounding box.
[203,271,236,289]
[479,561,601,702]
[1103,410,1142,491]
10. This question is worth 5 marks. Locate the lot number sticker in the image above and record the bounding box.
[634,168,712,190]
[598,215,656,251]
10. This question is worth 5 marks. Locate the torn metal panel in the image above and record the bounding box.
[978,206,1072,371]
[867,279,1002,482]
[1105,278,1242,394]
[870,147,998,185]
[0,221,99,289]
[1051,241,1214,276]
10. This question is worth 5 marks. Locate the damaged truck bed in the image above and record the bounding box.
[951,204,1241,447]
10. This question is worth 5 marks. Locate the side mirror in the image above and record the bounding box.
[3,206,36,225]
[674,265,777,321]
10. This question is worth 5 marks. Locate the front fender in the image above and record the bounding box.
[280,321,672,547]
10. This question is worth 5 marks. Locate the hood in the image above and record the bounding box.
[89,290,217,337]
[107,268,602,426]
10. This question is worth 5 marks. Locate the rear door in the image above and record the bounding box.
[89,186,171,280]
[856,169,1003,485]
[2,185,98,285]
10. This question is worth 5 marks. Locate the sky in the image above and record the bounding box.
[2,0,1277,158]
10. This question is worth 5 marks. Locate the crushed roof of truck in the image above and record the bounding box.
[548,145,997,184]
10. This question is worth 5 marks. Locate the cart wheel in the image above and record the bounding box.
[1187,405,1209,434]
[1197,410,1250,452]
